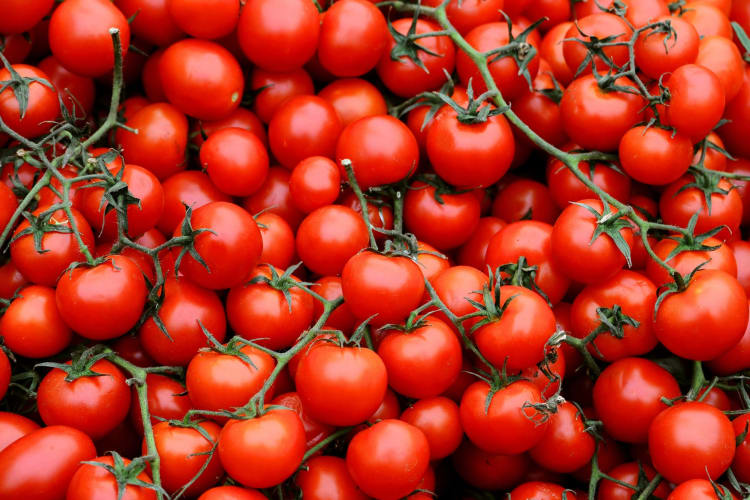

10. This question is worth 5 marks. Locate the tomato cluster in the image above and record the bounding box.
[4,0,750,499]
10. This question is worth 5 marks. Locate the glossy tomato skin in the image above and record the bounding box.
[655,270,748,360]
[272,392,334,451]
[65,455,156,500]
[168,0,239,40]
[318,0,388,77]
[597,462,671,500]
[250,68,315,124]
[707,300,750,375]
[564,13,631,75]
[49,0,131,77]
[457,216,506,271]
[696,35,744,101]
[200,127,268,197]
[255,212,295,270]
[547,153,631,209]
[218,409,306,489]
[571,270,658,361]
[237,0,319,72]
[297,455,367,500]
[634,16,699,80]
[160,39,243,120]
[295,205,368,276]
[295,344,387,426]
[197,487,267,500]
[0,425,96,500]
[342,252,425,328]
[0,0,54,34]
[645,236,737,288]
[173,201,262,289]
[401,396,463,460]
[509,481,578,499]
[593,357,681,443]
[529,401,595,474]
[492,178,559,224]
[191,107,267,149]
[460,380,548,455]
[116,102,189,180]
[667,479,737,500]
[115,0,184,46]
[157,170,230,235]
[139,277,226,366]
[649,402,735,484]
[551,199,633,284]
[318,78,387,127]
[0,412,40,453]
[720,67,750,158]
[0,65,59,139]
[0,285,72,358]
[618,126,693,186]
[38,56,96,119]
[346,419,430,500]
[129,374,191,435]
[666,64,726,142]
[56,255,147,340]
[453,439,529,491]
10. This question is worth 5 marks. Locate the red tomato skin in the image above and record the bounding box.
[529,401,595,473]
[492,178,559,224]
[667,63,726,142]
[297,455,367,500]
[696,35,744,101]
[157,170,230,235]
[250,68,315,124]
[272,391,335,451]
[38,56,96,118]
[318,78,387,127]
[649,402,735,484]
[720,67,750,158]
[191,107,267,149]
[707,300,750,375]
[634,16,699,80]
[596,462,671,500]
[509,481,579,499]
[0,412,40,453]
[198,486,267,500]
[645,236,737,288]
[0,425,96,500]
[200,127,269,197]
[422,0,506,35]
[129,374,192,435]
[401,396,463,460]
[458,216,506,270]
[256,212,295,270]
[0,0,54,34]
[65,455,156,500]
[667,479,737,500]
[563,13,632,76]
[733,413,750,483]
[168,0,239,40]
[0,65,59,139]
[218,409,306,489]
[114,0,184,47]
[619,126,693,186]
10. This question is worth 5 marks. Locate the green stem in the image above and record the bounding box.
[341,159,377,250]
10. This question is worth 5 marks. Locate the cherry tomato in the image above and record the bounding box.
[114,0,184,46]
[0,412,40,453]
[0,64,59,139]
[619,126,693,186]
[666,63,726,142]
[563,14,632,75]
[200,127,269,197]
[492,178,559,224]
[130,374,191,435]
[168,0,239,40]
[38,55,96,119]
[318,78,387,127]
[529,401,595,473]
[635,16,699,79]
[250,67,315,124]
[65,455,155,500]
[295,205,368,276]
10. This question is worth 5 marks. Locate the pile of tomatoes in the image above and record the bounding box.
[4,0,750,499]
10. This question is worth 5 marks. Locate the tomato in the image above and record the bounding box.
[296,205,368,276]
[524,0,571,31]
[696,35,744,101]
[719,67,750,158]
[295,343,387,426]
[619,126,693,186]
[646,236,737,288]
[564,14,631,75]
[404,181,481,250]
[509,482,580,500]
[173,201,262,289]
[288,156,340,214]
[453,439,529,491]
[296,455,367,500]
[457,216,506,270]
[682,2,732,38]
[547,152,631,208]
[1,284,71,358]
[377,18,456,98]
[111,1,179,46]
[347,419,430,499]
[574,0,668,27]
[666,64,726,142]
[0,0,54,34]
[157,171,230,235]
[427,104,514,189]
[218,409,306,488]
[0,412,40,453]
[200,127,268,197]
[0,425,96,500]
[168,0,239,40]
[49,0,130,77]
[139,277,227,366]
[422,0,505,34]
[560,75,644,152]
[253,212,294,271]
[492,178,559,224]
[147,420,223,496]
[551,199,634,284]
[456,21,539,100]
[250,67,314,124]
[272,391,334,450]
[460,380,548,455]
[655,269,748,360]
[198,486,267,500]
[667,479,737,500]
[732,413,750,483]
[269,96,342,169]
[593,357,681,443]
[318,0,388,77]
[160,38,243,120]
[116,103,188,181]
[37,359,130,440]
[735,241,750,295]
[0,348,8,402]
[318,78,386,127]
[649,401,734,484]
[0,260,25,302]
[0,64,59,139]
[529,402,595,474]
[306,278,353,334]
[596,462,671,500]
[401,397,463,460]
[244,167,304,230]
[707,300,750,375]
[431,265,489,331]
[66,455,155,500]
[192,108,267,149]
[130,374,191,435]
[635,16,699,80]
[660,175,742,243]
[38,56,96,119]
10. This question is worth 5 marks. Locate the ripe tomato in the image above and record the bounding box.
[297,455,367,500]
[318,78,387,127]
[529,402,595,473]
[431,265,489,331]
[0,412,40,453]
[560,75,644,151]
[49,0,131,77]
[453,439,529,491]
[667,479,737,500]
[318,0,388,77]
[422,0,505,34]
[0,64,59,139]
[237,0,319,72]
[696,35,744,101]
[218,409,305,488]
[492,178,559,224]
[198,486,268,500]
[114,0,183,46]
[707,300,750,375]
[574,0,668,27]
[130,374,191,435]
[524,0,571,31]
[250,67,314,124]
[547,153,631,208]
[597,462,671,500]
[191,107,267,149]
[173,201,262,289]
[509,482,579,500]
[168,0,239,40]
[460,380,548,455]
[618,126,693,186]
[295,343,387,426]
[0,349,8,401]
[649,401,734,484]
[272,391,334,450]
[456,21,539,100]
[200,127,269,197]
[255,211,295,270]
[66,455,156,500]
[56,255,147,340]
[309,276,355,333]
[37,359,130,440]
[147,420,223,495]
[635,16,699,80]
[563,14,632,75]
[401,397,463,460]
[38,56,96,118]
[719,67,750,158]
[593,357,681,443]
[342,252,425,328]
[295,205,368,276]
[666,64,726,142]
[551,199,633,284]
[0,0,54,34]
[157,170,230,235]
[645,236,737,288]
[347,419,430,499]
[0,426,96,500]
[288,156,341,214]
[457,216,506,270]
[116,102,188,180]
[160,38,243,120]
[336,115,419,189]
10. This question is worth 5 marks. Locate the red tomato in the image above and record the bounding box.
[509,482,579,500]
[457,216,506,270]
[593,357,681,443]
[619,126,693,186]
[0,349,8,401]
[318,78,387,127]
[157,170,230,235]
[0,426,96,500]
[297,455,367,500]
[635,16,699,79]
[574,0,668,27]
[295,343,387,426]
[0,0,54,34]
[250,67,314,124]
[65,455,155,500]
[318,0,388,77]
[563,14,632,75]
[49,0,131,77]
[0,259,26,301]
[218,409,306,488]
[160,38,243,120]
[191,107,267,149]
[547,152,631,208]
[492,178,559,224]
[720,66,750,158]
[696,35,744,101]
[529,402,595,473]
[129,374,191,435]
[168,0,239,40]
[346,419,430,499]
[453,439,529,490]
[596,462,671,500]
[272,392,334,451]
[0,64,59,139]
[649,401,734,484]
[38,56,96,118]
[422,0,506,35]
[200,127,269,197]
[666,63,726,142]
[114,0,183,46]
[401,397,463,460]
[540,22,575,85]
[667,479,737,500]
[707,300,750,375]
[310,276,355,334]
[0,285,71,358]
[198,486,267,500]
[645,236,737,288]
[289,156,341,213]
[255,211,295,270]
[0,412,40,453]
[295,205,368,276]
